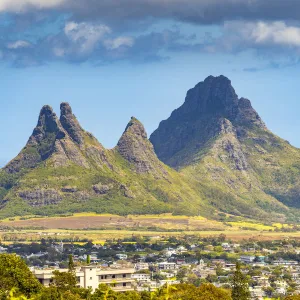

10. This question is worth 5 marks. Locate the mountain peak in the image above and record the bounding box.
[4,105,66,173]
[116,118,166,176]
[34,105,64,139]
[182,75,238,120]
[150,76,266,168]
[123,116,147,139]
[60,102,84,145]
[204,74,231,83]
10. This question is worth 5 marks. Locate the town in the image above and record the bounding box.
[1,234,300,299]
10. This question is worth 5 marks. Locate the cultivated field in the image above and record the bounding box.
[0,213,299,243]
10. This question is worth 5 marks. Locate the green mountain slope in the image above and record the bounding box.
[0,103,204,218]
[150,76,300,222]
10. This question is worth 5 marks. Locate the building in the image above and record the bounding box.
[116,254,128,260]
[132,273,151,282]
[240,255,255,264]
[0,246,7,253]
[273,259,298,266]
[158,262,177,270]
[135,262,149,271]
[33,265,135,292]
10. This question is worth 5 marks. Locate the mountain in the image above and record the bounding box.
[1,76,300,223]
[0,103,203,218]
[150,75,300,222]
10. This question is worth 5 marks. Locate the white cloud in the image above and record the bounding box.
[225,21,300,48]
[7,40,31,49]
[64,21,111,54]
[0,0,64,12]
[104,37,134,50]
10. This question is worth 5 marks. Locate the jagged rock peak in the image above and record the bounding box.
[4,105,66,173]
[117,117,166,175]
[236,97,266,128]
[36,105,58,132]
[30,105,65,145]
[60,102,84,145]
[123,117,147,139]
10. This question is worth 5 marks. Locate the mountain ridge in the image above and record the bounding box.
[1,75,300,222]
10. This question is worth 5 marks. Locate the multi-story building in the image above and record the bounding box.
[240,255,256,264]
[134,262,149,271]
[273,259,298,266]
[33,265,135,292]
[158,262,177,270]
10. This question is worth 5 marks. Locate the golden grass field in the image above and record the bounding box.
[0,213,299,243]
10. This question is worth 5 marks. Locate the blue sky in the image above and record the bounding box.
[1,0,300,166]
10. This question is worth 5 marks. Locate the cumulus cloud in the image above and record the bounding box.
[2,1,300,67]
[0,20,201,66]
[219,21,300,51]
[243,21,300,47]
[63,22,111,54]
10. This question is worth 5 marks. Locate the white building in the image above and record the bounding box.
[33,265,135,292]
[135,262,149,271]
[273,259,298,266]
[116,254,128,260]
[240,256,255,264]
[0,246,7,253]
[158,262,177,270]
[132,273,151,282]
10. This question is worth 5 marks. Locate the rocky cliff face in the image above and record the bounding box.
[5,105,66,173]
[60,102,85,146]
[150,75,265,168]
[150,75,300,220]
[5,104,92,174]
[116,117,167,177]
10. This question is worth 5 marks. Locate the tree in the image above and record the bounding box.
[87,255,91,265]
[68,254,75,272]
[197,283,232,300]
[0,254,42,298]
[177,267,188,283]
[52,270,77,291]
[231,262,250,300]
[92,284,115,300]
[154,283,231,300]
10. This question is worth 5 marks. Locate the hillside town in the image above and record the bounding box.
[1,234,300,299]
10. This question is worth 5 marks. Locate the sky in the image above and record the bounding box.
[1,0,300,167]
